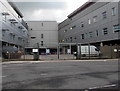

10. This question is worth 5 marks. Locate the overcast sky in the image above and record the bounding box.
[13,0,88,22]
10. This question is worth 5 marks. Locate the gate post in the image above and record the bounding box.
[57,43,60,60]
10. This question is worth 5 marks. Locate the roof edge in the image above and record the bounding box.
[7,0,23,18]
[68,2,96,18]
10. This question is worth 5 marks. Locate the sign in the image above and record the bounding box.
[32,49,38,52]
[67,49,71,54]
[46,49,50,54]
[114,49,117,52]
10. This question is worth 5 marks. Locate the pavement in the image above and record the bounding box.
[2,59,120,90]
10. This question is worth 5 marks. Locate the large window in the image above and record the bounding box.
[88,19,91,24]
[93,16,97,23]
[102,11,107,19]
[85,33,88,39]
[113,24,120,32]
[103,28,108,35]
[81,22,84,28]
[41,23,43,26]
[96,30,99,36]
[70,37,72,42]
[41,41,43,46]
[81,34,84,39]
[41,34,43,38]
[89,32,93,38]
[112,7,116,16]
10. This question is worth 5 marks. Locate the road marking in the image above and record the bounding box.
[0,75,7,78]
[89,84,116,89]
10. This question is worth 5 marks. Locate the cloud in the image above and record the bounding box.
[14,0,88,22]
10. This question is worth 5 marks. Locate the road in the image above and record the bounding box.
[2,60,120,90]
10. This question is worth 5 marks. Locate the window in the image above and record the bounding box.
[81,34,84,39]
[89,32,93,38]
[74,37,77,40]
[103,28,108,35]
[41,23,43,26]
[81,22,84,28]
[31,37,36,39]
[93,16,97,23]
[41,34,43,38]
[65,38,67,42]
[102,11,107,19]
[13,35,15,40]
[88,19,91,24]
[96,30,99,36]
[41,41,43,46]
[70,26,76,30]
[64,30,67,32]
[70,37,72,42]
[85,33,88,39]
[113,24,120,32]
[112,7,116,16]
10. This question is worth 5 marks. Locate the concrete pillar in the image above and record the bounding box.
[69,44,71,54]
[63,47,66,54]
[88,43,90,59]
[110,44,112,59]
[76,43,81,59]
[57,44,60,60]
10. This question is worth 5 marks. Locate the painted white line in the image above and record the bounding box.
[0,75,8,78]
[89,84,116,89]
[103,84,116,88]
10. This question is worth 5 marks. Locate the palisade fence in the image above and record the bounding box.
[2,42,120,61]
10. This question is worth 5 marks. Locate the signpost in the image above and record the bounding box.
[33,43,39,60]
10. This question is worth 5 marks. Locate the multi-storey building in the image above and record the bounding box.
[26,21,58,54]
[59,1,120,58]
[1,0,29,58]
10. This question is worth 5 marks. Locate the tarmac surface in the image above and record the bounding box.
[2,59,120,90]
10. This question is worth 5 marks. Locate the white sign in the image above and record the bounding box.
[33,49,38,52]
[114,49,117,52]
[67,49,71,54]
[46,49,50,54]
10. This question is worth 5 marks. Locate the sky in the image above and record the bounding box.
[13,0,88,22]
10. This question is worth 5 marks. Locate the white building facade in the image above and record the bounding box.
[1,0,29,58]
[26,21,58,54]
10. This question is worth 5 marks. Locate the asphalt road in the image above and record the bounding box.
[2,60,120,90]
